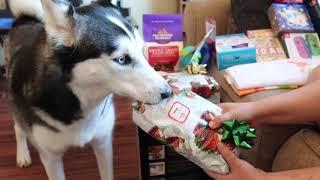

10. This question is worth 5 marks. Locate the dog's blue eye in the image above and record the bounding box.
[113,55,131,65]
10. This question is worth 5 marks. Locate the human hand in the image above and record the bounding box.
[209,103,258,129]
[205,143,266,180]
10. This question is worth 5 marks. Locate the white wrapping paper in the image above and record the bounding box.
[159,71,220,104]
[133,91,231,174]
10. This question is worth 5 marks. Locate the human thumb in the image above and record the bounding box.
[209,112,234,129]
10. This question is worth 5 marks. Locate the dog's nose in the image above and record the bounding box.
[161,88,173,100]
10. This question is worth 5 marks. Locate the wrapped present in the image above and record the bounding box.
[133,91,256,174]
[268,3,315,35]
[143,14,183,72]
[216,33,256,70]
[282,33,320,60]
[247,29,287,62]
[159,71,220,103]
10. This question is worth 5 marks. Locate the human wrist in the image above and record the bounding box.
[244,102,261,126]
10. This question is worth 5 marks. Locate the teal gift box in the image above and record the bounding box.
[216,33,256,70]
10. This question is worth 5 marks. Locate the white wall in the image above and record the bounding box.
[125,0,179,34]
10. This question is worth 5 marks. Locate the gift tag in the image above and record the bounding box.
[168,101,190,123]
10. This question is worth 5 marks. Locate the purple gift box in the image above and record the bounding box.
[143,14,183,44]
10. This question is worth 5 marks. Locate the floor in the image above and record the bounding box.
[0,79,140,180]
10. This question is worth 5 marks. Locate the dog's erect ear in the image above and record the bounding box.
[41,0,75,46]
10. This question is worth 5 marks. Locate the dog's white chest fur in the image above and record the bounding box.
[32,95,115,153]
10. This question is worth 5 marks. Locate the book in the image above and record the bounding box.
[247,29,287,62]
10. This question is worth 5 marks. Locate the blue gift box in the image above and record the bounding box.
[216,34,257,70]
[268,3,315,35]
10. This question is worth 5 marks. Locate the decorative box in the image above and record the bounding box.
[282,33,320,60]
[247,29,287,62]
[215,33,256,70]
[268,3,315,35]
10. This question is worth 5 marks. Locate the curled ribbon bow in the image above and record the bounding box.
[221,119,256,149]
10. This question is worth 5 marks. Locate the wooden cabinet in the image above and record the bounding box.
[138,128,211,180]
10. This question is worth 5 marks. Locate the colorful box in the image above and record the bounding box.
[282,33,320,60]
[215,34,256,70]
[247,29,287,62]
[268,3,314,35]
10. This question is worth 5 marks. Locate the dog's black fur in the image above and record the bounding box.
[6,0,133,127]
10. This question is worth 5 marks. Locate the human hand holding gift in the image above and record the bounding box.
[209,103,259,129]
[205,142,267,180]
[132,88,256,174]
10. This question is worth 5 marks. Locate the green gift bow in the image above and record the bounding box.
[221,119,257,149]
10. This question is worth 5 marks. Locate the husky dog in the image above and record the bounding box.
[5,0,172,180]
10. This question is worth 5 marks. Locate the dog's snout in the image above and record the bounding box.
[161,88,173,100]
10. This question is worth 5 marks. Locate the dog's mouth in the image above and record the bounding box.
[135,101,159,106]
[143,95,173,105]
[132,97,170,107]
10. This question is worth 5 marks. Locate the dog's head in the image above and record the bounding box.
[41,0,172,104]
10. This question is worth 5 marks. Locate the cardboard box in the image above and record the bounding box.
[268,3,314,35]
[247,29,287,62]
[282,33,320,60]
[216,33,256,70]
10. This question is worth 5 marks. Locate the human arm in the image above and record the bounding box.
[206,143,320,180]
[210,67,320,128]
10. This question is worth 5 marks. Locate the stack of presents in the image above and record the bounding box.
[219,0,320,96]
[143,0,320,100]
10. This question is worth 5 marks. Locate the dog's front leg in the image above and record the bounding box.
[91,135,114,180]
[39,151,65,180]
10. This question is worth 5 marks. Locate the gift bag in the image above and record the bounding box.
[143,14,183,72]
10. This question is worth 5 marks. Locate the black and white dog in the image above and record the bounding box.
[5,0,171,180]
